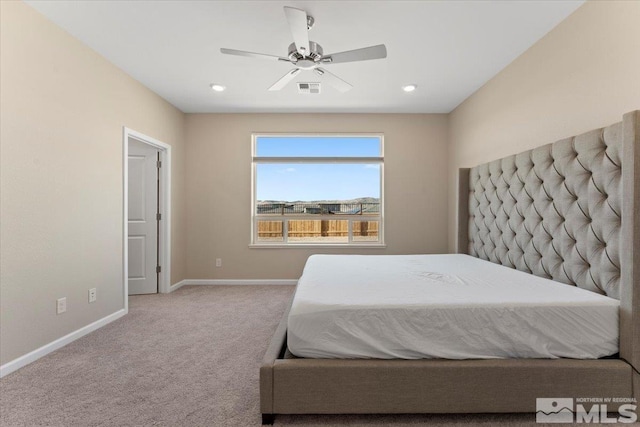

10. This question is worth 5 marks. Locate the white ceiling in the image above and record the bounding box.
[25,0,584,113]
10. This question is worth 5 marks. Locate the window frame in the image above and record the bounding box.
[250,133,385,248]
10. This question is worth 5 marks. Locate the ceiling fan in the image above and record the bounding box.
[220,6,387,93]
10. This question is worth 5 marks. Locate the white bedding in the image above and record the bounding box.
[287,254,619,359]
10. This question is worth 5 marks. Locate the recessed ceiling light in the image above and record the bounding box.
[402,84,417,92]
[210,84,226,92]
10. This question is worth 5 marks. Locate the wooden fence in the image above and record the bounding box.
[258,220,379,238]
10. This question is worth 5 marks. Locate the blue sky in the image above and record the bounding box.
[256,136,381,201]
[256,136,381,157]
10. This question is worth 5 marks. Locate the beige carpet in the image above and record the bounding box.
[1,285,559,426]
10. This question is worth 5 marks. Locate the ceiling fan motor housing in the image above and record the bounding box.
[288,41,323,63]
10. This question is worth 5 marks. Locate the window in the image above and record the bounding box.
[251,135,384,246]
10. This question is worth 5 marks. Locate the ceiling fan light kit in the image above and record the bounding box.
[220,6,387,93]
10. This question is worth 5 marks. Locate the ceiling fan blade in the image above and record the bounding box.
[268,69,301,91]
[283,7,310,56]
[220,48,290,62]
[315,68,352,93]
[324,44,387,64]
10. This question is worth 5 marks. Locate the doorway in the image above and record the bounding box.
[123,129,171,305]
[128,139,159,294]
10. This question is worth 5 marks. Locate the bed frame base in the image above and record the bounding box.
[260,302,635,419]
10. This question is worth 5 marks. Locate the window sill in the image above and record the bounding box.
[249,244,387,249]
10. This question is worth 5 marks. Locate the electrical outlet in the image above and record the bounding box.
[216,258,222,268]
[56,297,67,314]
[88,288,97,303]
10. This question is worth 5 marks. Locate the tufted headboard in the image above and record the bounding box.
[466,123,624,298]
[457,110,639,374]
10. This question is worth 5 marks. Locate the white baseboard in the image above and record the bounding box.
[168,280,187,293]
[0,308,127,378]
[180,279,298,286]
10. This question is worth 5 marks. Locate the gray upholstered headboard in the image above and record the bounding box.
[467,123,623,298]
[457,110,639,374]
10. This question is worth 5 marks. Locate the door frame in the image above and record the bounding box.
[123,127,172,310]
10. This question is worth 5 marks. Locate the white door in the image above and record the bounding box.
[128,138,159,295]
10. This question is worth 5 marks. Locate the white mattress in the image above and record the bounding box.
[287,254,619,359]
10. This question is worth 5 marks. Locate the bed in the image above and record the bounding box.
[260,110,640,424]
[288,254,619,360]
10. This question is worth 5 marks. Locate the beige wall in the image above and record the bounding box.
[448,0,640,251]
[0,2,186,364]
[186,114,449,279]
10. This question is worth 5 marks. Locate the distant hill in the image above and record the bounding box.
[257,197,379,204]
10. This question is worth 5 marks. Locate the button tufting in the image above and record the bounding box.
[467,130,621,299]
